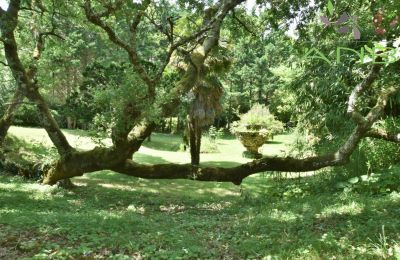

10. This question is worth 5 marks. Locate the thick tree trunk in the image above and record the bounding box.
[188,118,201,165]
[67,116,74,129]
[40,131,362,186]
[169,117,173,133]
[0,89,24,146]
[176,116,180,133]
[42,119,373,186]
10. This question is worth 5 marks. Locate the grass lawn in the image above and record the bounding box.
[1,127,400,259]
[7,126,295,167]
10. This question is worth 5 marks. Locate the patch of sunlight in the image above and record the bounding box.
[72,182,88,187]
[0,183,17,190]
[302,202,312,213]
[28,193,53,201]
[127,204,146,214]
[97,210,124,220]
[319,201,364,217]
[196,201,232,211]
[159,204,185,213]
[269,208,300,222]
[32,184,60,194]
[0,182,55,193]
[9,126,112,151]
[319,233,351,250]
[195,188,238,196]
[389,191,400,202]
[99,183,137,191]
[0,182,73,201]
[0,209,18,214]
[76,175,91,180]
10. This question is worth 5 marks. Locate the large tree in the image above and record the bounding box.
[0,0,399,186]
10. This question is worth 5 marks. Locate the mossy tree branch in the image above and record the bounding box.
[365,129,400,143]
[0,0,73,156]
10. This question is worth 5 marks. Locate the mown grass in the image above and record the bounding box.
[1,127,400,259]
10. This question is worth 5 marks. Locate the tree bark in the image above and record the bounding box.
[0,89,24,146]
[0,0,73,156]
[188,118,201,165]
[365,129,400,143]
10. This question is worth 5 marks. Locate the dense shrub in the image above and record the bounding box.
[336,166,400,194]
[13,104,41,127]
[362,118,400,170]
[230,104,284,134]
[200,137,219,153]
[342,118,400,177]
[11,104,64,128]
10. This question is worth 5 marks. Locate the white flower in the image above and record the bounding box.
[393,37,400,48]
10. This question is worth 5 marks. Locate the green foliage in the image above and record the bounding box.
[1,134,55,179]
[361,138,400,171]
[208,126,224,140]
[327,0,334,16]
[269,88,297,123]
[336,166,400,194]
[223,32,292,120]
[200,136,219,153]
[199,126,226,154]
[363,118,400,171]
[230,104,284,134]
[13,104,41,127]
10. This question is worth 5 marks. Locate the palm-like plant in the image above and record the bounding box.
[186,48,231,165]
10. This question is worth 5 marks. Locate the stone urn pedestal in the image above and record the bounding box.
[235,131,271,158]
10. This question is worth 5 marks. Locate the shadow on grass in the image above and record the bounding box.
[141,133,182,152]
[200,161,243,168]
[265,140,283,145]
[1,171,400,259]
[132,153,171,164]
[142,140,181,152]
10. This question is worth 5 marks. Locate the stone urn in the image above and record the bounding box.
[235,130,272,158]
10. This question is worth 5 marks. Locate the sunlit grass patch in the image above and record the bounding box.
[319,201,365,216]
[2,170,400,258]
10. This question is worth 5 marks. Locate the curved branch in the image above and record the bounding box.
[0,0,73,156]
[42,122,359,185]
[366,86,399,123]
[347,63,382,124]
[83,0,154,92]
[232,10,258,37]
[365,129,400,143]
